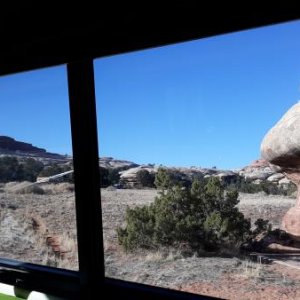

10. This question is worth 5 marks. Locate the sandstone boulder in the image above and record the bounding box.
[261,102,300,169]
[267,173,285,183]
[261,102,300,241]
[278,177,291,185]
[120,166,156,187]
[239,159,276,180]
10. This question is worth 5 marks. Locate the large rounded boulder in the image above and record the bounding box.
[261,102,300,241]
[261,102,300,169]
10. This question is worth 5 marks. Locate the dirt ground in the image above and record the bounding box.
[0,183,78,269]
[1,185,300,299]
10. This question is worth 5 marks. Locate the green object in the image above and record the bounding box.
[0,293,24,300]
[118,176,254,252]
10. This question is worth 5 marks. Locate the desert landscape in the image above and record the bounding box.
[102,188,300,300]
[1,130,300,299]
[1,185,300,299]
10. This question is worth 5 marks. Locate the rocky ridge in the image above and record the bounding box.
[113,158,291,188]
[0,136,69,163]
[0,136,292,188]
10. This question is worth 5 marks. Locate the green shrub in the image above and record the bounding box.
[0,156,23,182]
[39,163,71,177]
[136,169,155,188]
[99,166,120,188]
[252,218,272,236]
[117,176,253,253]
[22,158,44,182]
[39,163,73,183]
[107,168,120,185]
[154,167,175,189]
[99,167,110,187]
[226,176,296,196]
[100,167,121,188]
[154,167,190,189]
[18,185,45,195]
[0,156,44,182]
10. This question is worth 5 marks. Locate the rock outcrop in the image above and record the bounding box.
[120,166,157,187]
[261,102,300,168]
[99,157,139,170]
[0,136,66,161]
[111,156,294,189]
[0,136,47,154]
[261,102,300,241]
[239,159,276,180]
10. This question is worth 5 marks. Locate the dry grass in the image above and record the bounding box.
[144,249,183,262]
[42,182,75,194]
[240,259,263,279]
[0,187,78,270]
[3,181,75,195]
[3,181,44,194]
[18,185,45,195]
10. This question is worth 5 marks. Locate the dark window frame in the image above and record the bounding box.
[0,8,299,299]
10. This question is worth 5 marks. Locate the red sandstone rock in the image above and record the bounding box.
[282,207,300,241]
[261,102,300,241]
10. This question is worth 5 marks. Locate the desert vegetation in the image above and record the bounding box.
[119,176,249,252]
[0,181,78,270]
[117,169,273,255]
[0,157,43,182]
[229,177,296,196]
[101,186,300,299]
[1,154,300,299]
[0,156,73,183]
[1,172,299,299]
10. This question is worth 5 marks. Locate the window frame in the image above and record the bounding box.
[0,8,299,299]
[0,59,215,300]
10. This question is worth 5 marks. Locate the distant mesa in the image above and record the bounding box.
[0,136,46,153]
[0,136,66,160]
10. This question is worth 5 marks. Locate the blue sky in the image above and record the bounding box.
[95,20,300,169]
[1,20,300,169]
[0,66,71,155]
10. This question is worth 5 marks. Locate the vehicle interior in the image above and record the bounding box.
[0,3,299,300]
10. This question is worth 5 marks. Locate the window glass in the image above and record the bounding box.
[0,66,78,270]
[95,20,300,299]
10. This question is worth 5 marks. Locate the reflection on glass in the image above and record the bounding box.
[0,66,78,270]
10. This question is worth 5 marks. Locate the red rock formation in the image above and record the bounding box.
[281,172,300,240]
[46,235,71,259]
[261,102,300,241]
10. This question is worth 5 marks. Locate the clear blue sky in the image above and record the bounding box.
[1,20,300,169]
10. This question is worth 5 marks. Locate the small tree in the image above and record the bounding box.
[154,167,173,190]
[99,167,110,188]
[22,158,44,182]
[154,167,185,190]
[136,169,155,187]
[0,156,23,182]
[107,168,120,185]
